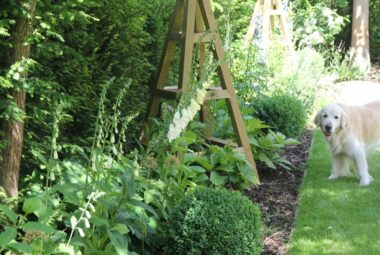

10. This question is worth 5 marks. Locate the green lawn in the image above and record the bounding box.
[288,130,380,255]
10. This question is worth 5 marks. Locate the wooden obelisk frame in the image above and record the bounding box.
[144,0,259,181]
[246,0,293,52]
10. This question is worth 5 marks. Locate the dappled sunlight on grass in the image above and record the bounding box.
[288,130,380,254]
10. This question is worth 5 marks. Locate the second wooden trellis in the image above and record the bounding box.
[143,0,259,181]
[245,0,293,53]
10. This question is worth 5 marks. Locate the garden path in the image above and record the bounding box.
[247,130,312,255]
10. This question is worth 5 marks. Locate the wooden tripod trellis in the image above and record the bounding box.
[246,0,293,53]
[143,0,259,181]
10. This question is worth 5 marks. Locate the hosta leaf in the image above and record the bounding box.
[216,164,235,173]
[210,171,227,186]
[192,173,209,183]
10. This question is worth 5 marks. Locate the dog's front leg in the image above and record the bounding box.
[329,154,350,180]
[354,149,372,186]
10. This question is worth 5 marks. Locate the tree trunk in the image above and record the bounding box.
[1,0,36,197]
[350,0,371,74]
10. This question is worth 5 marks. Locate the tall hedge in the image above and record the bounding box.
[0,0,175,176]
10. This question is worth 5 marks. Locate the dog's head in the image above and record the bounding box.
[314,104,349,138]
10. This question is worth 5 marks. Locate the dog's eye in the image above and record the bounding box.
[323,114,328,118]
[334,116,339,119]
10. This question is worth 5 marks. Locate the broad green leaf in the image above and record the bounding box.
[22,222,55,234]
[144,189,161,205]
[248,136,259,147]
[23,197,44,215]
[91,215,109,227]
[184,154,213,170]
[107,229,129,255]
[31,149,48,166]
[51,183,82,206]
[233,152,247,161]
[6,242,32,254]
[188,165,206,173]
[111,224,129,235]
[216,164,235,173]
[258,153,276,169]
[192,173,209,183]
[129,199,158,218]
[0,227,17,246]
[246,118,271,131]
[240,164,257,184]
[0,204,18,224]
[210,171,227,186]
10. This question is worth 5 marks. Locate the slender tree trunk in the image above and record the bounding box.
[1,0,36,197]
[350,0,371,74]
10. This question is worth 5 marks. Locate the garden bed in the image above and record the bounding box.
[247,129,313,255]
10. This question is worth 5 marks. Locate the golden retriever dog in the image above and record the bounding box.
[314,100,380,186]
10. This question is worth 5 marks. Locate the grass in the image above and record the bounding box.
[288,130,380,255]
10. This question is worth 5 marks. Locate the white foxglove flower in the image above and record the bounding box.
[84,217,91,228]
[78,227,85,237]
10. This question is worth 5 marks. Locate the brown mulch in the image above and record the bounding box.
[246,129,313,255]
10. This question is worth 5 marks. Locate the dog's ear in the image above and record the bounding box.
[314,110,321,127]
[341,110,350,130]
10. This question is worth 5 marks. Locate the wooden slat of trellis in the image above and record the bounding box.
[143,0,259,181]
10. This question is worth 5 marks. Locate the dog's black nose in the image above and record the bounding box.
[325,125,332,132]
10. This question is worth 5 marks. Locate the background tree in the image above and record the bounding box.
[350,0,371,73]
[1,0,36,197]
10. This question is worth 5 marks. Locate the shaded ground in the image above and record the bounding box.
[247,129,313,255]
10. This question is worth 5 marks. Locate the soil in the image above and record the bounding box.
[246,129,313,255]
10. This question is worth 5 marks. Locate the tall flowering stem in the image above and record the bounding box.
[167,80,209,142]
[167,42,219,142]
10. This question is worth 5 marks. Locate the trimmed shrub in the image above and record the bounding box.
[163,187,262,255]
[252,93,307,138]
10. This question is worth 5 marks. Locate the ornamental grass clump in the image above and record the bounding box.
[162,187,263,255]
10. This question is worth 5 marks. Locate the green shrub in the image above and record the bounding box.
[252,93,307,138]
[162,187,262,255]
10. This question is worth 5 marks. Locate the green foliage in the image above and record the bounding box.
[203,145,257,189]
[324,47,365,81]
[212,0,253,43]
[251,93,307,139]
[213,101,298,169]
[0,0,174,181]
[246,118,299,169]
[266,47,325,112]
[162,187,262,255]
[291,2,347,48]
[0,79,260,254]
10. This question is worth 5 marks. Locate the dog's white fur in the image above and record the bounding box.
[314,100,380,185]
